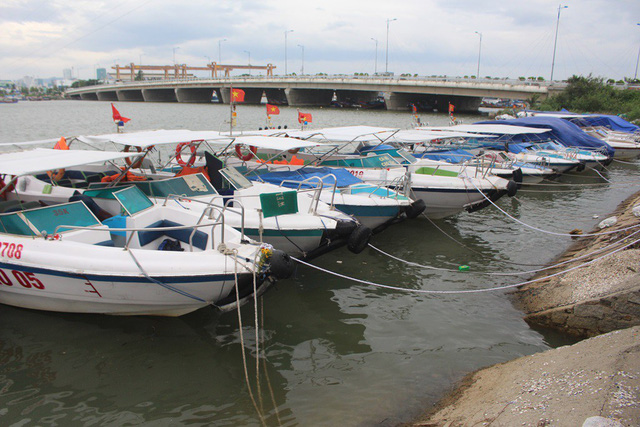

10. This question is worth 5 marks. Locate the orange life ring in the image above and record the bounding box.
[0,175,16,200]
[175,141,198,167]
[47,169,66,182]
[235,145,257,161]
[124,145,144,169]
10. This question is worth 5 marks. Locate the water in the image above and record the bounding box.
[0,101,637,426]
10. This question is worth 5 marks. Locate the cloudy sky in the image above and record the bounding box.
[2,0,639,81]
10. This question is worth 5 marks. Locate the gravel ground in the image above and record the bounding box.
[415,327,640,427]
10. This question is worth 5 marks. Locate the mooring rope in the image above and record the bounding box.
[232,250,266,426]
[368,226,640,277]
[464,177,640,238]
[292,235,640,294]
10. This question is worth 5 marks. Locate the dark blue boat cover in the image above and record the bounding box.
[475,117,615,156]
[249,167,363,189]
[569,115,639,133]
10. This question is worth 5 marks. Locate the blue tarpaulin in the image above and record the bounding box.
[475,116,615,157]
[249,167,363,189]
[416,149,476,163]
[569,114,639,133]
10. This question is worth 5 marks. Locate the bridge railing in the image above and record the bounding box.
[66,74,562,95]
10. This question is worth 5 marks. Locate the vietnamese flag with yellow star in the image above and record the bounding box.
[266,104,280,115]
[231,88,245,103]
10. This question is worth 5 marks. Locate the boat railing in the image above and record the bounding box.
[53,219,226,253]
[160,193,248,244]
[278,174,339,212]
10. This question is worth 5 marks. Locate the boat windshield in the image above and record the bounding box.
[112,186,155,216]
[132,174,216,198]
[0,201,100,236]
[219,167,253,190]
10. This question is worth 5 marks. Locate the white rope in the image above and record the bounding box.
[464,176,640,238]
[368,226,640,276]
[292,235,640,294]
[233,250,266,426]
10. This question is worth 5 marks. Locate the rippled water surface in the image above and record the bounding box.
[0,101,637,426]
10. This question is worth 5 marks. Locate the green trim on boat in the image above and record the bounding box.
[414,167,459,177]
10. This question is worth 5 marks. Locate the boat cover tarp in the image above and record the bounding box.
[249,167,362,189]
[571,115,640,133]
[475,117,615,156]
[527,110,640,133]
[416,149,476,163]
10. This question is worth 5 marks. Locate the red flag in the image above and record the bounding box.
[111,103,131,123]
[298,111,312,124]
[448,103,455,114]
[266,104,280,115]
[231,88,245,103]
[53,136,68,150]
[411,104,417,113]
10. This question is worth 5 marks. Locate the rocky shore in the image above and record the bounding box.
[414,191,640,426]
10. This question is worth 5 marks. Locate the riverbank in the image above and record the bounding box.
[414,189,640,426]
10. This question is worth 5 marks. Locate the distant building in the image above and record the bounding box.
[63,69,72,80]
[97,68,107,80]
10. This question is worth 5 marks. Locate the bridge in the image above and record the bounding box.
[66,74,564,113]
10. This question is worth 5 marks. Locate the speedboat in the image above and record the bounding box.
[10,132,372,260]
[0,148,294,316]
[232,126,518,219]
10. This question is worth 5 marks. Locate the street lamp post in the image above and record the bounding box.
[218,38,227,64]
[371,38,378,74]
[298,45,305,75]
[550,4,568,81]
[474,31,482,79]
[284,29,294,75]
[244,50,251,75]
[172,47,180,64]
[385,18,397,74]
[634,23,640,81]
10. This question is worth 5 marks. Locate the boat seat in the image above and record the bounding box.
[137,219,208,250]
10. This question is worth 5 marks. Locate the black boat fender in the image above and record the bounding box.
[512,168,523,186]
[347,225,372,254]
[268,249,295,279]
[577,161,586,172]
[405,199,427,219]
[506,180,518,197]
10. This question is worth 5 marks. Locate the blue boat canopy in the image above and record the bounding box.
[475,117,615,157]
[248,167,363,189]
[570,114,639,133]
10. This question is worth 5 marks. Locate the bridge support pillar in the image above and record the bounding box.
[219,88,263,104]
[383,92,412,111]
[176,88,215,103]
[142,88,177,102]
[79,92,98,101]
[96,91,118,101]
[117,90,144,101]
[285,88,333,107]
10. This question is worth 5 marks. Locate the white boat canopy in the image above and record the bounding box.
[244,126,401,142]
[419,124,552,135]
[77,129,321,151]
[0,148,136,177]
[388,129,497,142]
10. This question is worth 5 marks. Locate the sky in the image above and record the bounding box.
[1,0,639,82]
